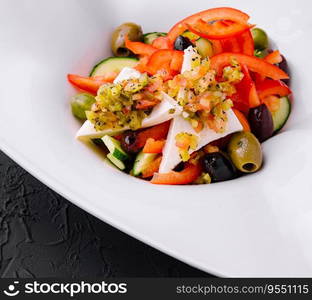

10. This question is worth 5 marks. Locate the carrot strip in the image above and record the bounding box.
[143,138,166,154]
[233,108,251,132]
[151,163,202,185]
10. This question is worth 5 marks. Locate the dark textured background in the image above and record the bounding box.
[0,151,211,278]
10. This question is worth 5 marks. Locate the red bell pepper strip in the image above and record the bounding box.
[231,93,250,113]
[221,37,241,53]
[234,64,260,108]
[210,53,289,80]
[236,30,254,56]
[143,138,166,154]
[125,36,157,57]
[142,156,163,178]
[67,74,114,95]
[256,79,292,100]
[151,162,202,185]
[210,40,223,55]
[186,19,253,40]
[151,36,173,50]
[219,30,253,55]
[136,121,170,148]
[167,7,250,43]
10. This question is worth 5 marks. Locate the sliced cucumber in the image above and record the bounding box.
[102,135,129,161]
[195,38,213,58]
[132,151,158,176]
[107,153,125,170]
[92,138,105,147]
[272,96,291,132]
[143,32,166,44]
[182,30,200,41]
[90,57,138,77]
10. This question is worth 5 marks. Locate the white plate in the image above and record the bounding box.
[1,0,312,277]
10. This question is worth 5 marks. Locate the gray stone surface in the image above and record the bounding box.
[0,151,210,278]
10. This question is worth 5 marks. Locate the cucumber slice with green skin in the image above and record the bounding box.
[107,153,126,170]
[182,30,200,41]
[195,38,213,58]
[102,135,129,161]
[143,32,167,44]
[272,96,291,132]
[132,151,158,176]
[89,57,139,77]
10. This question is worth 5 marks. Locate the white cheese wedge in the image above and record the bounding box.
[142,92,182,127]
[76,67,182,141]
[159,46,243,173]
[75,121,125,140]
[159,110,243,173]
[76,93,182,141]
[181,46,199,73]
[113,67,141,84]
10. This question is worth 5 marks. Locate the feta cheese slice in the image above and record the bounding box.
[75,121,125,140]
[76,93,182,141]
[142,92,182,127]
[159,110,243,173]
[159,46,242,173]
[113,67,141,84]
[77,67,181,141]
[76,93,182,140]
[181,46,200,73]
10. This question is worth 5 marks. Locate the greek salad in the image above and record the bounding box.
[68,7,292,185]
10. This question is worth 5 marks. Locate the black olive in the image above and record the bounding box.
[248,104,274,142]
[202,152,237,183]
[173,162,185,172]
[120,131,141,154]
[174,35,193,51]
[279,55,290,86]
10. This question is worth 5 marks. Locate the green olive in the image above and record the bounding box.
[111,22,143,57]
[71,93,95,120]
[227,132,263,173]
[251,28,269,50]
[195,38,213,58]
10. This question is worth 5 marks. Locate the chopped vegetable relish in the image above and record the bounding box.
[87,53,243,134]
